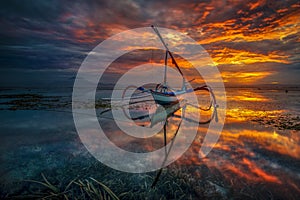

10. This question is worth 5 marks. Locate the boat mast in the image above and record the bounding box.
[164,50,168,88]
[151,25,186,90]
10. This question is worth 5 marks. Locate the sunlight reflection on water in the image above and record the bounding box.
[97,87,300,195]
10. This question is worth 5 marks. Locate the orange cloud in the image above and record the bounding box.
[221,71,273,83]
[248,0,266,11]
[210,47,290,65]
[198,10,300,44]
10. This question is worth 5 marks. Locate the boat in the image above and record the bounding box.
[104,25,218,109]
[102,25,219,121]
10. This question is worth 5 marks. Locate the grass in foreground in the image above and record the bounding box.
[10,173,119,200]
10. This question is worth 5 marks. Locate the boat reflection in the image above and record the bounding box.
[101,98,216,186]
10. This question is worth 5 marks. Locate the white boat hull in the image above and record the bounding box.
[151,91,180,104]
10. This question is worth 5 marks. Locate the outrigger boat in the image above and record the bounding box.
[103,25,218,110]
[136,25,217,108]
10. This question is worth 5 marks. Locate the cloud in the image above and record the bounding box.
[0,0,299,85]
[221,71,273,84]
[210,47,290,65]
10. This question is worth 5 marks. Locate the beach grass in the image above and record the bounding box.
[9,174,119,200]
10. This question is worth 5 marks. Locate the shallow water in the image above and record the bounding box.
[0,87,299,199]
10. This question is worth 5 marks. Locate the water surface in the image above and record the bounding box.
[0,87,299,199]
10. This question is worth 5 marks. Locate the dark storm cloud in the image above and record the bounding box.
[0,0,86,69]
[0,0,147,69]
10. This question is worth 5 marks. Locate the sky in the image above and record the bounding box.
[0,0,299,87]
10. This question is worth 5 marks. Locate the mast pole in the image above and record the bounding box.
[164,50,168,87]
[151,25,186,90]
